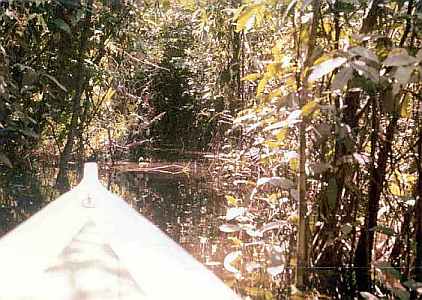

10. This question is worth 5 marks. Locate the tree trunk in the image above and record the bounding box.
[55,0,93,192]
[354,110,398,291]
[295,0,320,290]
[415,114,422,282]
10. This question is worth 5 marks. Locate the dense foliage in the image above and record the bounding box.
[2,0,422,299]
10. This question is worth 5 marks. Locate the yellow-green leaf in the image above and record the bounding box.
[301,100,319,117]
[235,4,265,33]
[0,152,12,168]
[103,88,116,102]
[225,195,238,206]
[257,75,269,96]
[241,73,261,81]
[400,94,412,118]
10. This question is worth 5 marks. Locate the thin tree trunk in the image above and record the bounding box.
[55,0,93,192]
[354,110,398,291]
[415,113,422,282]
[296,0,320,290]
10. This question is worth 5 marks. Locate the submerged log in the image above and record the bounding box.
[0,163,239,300]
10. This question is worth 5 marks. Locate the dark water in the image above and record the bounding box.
[104,163,229,266]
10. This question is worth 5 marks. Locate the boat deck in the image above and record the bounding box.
[43,221,146,300]
[0,163,239,300]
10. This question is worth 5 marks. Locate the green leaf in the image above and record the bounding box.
[327,178,338,210]
[309,57,347,81]
[382,48,418,66]
[360,292,379,300]
[19,129,39,139]
[374,225,395,236]
[376,261,399,277]
[351,60,379,82]
[257,177,295,189]
[331,67,353,91]
[0,152,12,168]
[394,66,414,85]
[43,74,67,92]
[348,46,379,63]
[53,19,71,35]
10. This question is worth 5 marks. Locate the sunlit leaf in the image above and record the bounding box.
[301,100,319,117]
[245,227,263,238]
[260,221,286,234]
[290,189,299,201]
[257,75,269,96]
[309,162,330,174]
[205,261,222,266]
[417,49,422,62]
[226,207,247,221]
[267,265,284,277]
[275,128,288,141]
[382,48,418,66]
[284,150,299,162]
[235,4,265,33]
[389,182,403,197]
[348,46,379,63]
[0,152,12,168]
[43,74,67,92]
[245,287,273,298]
[267,63,283,77]
[103,88,116,102]
[257,176,295,189]
[403,280,422,292]
[331,67,353,91]
[225,195,238,206]
[309,57,347,81]
[287,214,299,224]
[360,292,379,300]
[340,223,353,235]
[223,251,241,274]
[352,153,369,165]
[282,0,298,23]
[400,94,412,118]
[245,261,261,273]
[394,66,414,86]
[241,73,261,81]
[219,224,241,233]
[228,236,243,247]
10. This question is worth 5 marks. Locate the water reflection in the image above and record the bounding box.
[105,164,228,268]
[0,164,57,236]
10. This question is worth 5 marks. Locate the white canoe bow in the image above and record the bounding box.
[0,163,240,300]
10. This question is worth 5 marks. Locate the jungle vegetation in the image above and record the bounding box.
[1,0,422,299]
